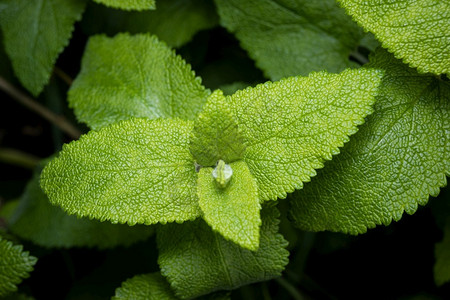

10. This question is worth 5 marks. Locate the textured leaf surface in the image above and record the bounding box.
[198,161,261,250]
[10,166,154,249]
[0,0,86,96]
[290,49,450,234]
[228,68,383,201]
[84,0,218,48]
[113,273,176,300]
[41,118,201,225]
[435,217,450,286]
[157,202,289,299]
[338,0,450,75]
[93,0,155,11]
[214,0,364,80]
[190,90,246,167]
[69,33,209,130]
[0,237,37,296]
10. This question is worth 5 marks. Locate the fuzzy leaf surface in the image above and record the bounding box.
[198,161,260,250]
[435,217,450,286]
[40,118,201,225]
[0,237,37,296]
[290,49,450,234]
[157,202,289,299]
[228,68,383,201]
[10,166,154,249]
[69,34,209,130]
[0,0,86,96]
[93,0,155,11]
[214,0,364,79]
[190,90,246,167]
[338,0,450,75]
[84,0,218,48]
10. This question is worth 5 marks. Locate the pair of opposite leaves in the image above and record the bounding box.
[40,34,382,251]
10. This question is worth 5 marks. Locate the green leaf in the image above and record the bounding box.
[40,118,201,225]
[338,0,450,75]
[190,90,246,167]
[214,0,364,80]
[0,237,37,297]
[113,273,231,300]
[68,33,210,130]
[435,217,450,286]
[197,161,261,250]
[93,0,155,11]
[10,164,154,249]
[83,0,218,48]
[289,48,450,234]
[0,0,86,96]
[113,273,177,300]
[228,68,383,201]
[157,201,289,299]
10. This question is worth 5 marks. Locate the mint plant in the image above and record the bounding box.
[0,0,448,299]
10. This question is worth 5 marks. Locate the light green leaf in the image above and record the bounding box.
[40,118,201,225]
[157,202,289,299]
[198,161,261,250]
[113,273,231,300]
[289,48,449,234]
[190,90,246,167]
[68,33,210,130]
[10,164,154,249]
[0,237,37,297]
[214,0,364,80]
[113,273,177,300]
[338,0,450,75]
[435,217,450,286]
[93,0,155,11]
[228,68,383,201]
[0,0,86,96]
[83,0,218,48]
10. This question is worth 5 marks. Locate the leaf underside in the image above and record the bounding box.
[69,33,209,130]
[289,48,449,234]
[228,68,383,202]
[0,238,37,296]
[157,201,289,299]
[0,0,86,96]
[338,0,450,75]
[40,118,201,226]
[214,0,364,79]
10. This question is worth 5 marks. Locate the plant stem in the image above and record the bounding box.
[53,66,73,86]
[275,277,305,300]
[0,147,40,169]
[350,51,369,65]
[0,76,81,139]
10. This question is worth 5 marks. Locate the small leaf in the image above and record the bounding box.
[435,217,450,286]
[69,33,210,130]
[214,0,364,79]
[40,118,201,225]
[83,0,218,48]
[0,0,86,96]
[0,237,37,297]
[113,273,177,300]
[93,0,155,11]
[228,68,383,201]
[10,163,154,249]
[338,0,450,75]
[190,90,246,167]
[289,49,449,234]
[157,202,289,299]
[197,161,261,250]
